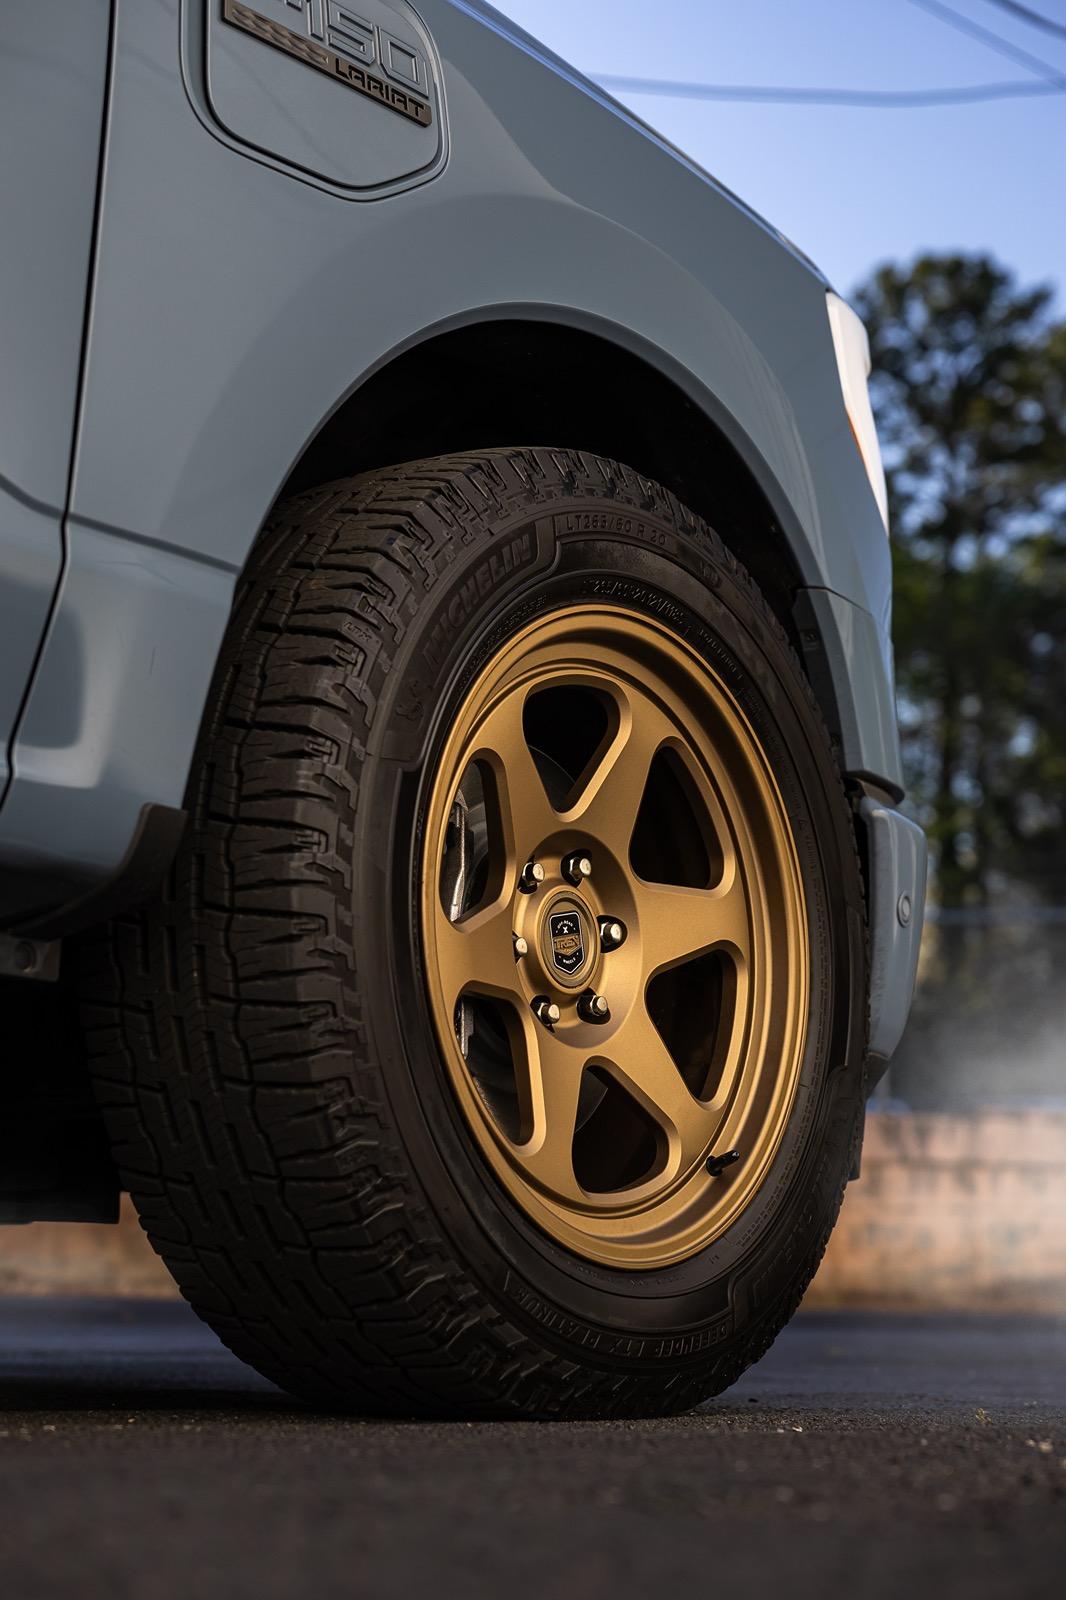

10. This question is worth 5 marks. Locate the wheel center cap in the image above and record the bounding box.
[539,894,596,989]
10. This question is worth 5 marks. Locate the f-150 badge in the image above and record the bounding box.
[222,0,433,127]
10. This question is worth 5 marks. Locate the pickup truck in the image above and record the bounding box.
[0,0,925,1417]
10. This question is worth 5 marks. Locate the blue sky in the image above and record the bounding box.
[496,0,1066,306]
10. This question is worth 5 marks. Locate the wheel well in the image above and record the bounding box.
[0,972,119,1224]
[280,319,804,649]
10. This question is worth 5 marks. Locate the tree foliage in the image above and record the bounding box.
[853,255,1066,1103]
[855,254,1066,910]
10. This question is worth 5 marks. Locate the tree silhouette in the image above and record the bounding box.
[854,255,1066,1104]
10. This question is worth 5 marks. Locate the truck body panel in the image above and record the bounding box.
[0,0,923,1063]
[0,0,110,790]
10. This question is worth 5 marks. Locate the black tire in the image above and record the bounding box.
[78,448,867,1418]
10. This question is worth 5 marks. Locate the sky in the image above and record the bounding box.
[494,0,1066,306]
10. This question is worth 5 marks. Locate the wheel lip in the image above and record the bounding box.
[419,602,810,1271]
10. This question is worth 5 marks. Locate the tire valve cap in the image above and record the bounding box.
[562,851,592,886]
[598,918,627,952]
[519,859,545,893]
[531,996,561,1029]
[513,934,529,959]
[578,990,610,1024]
[706,1148,741,1178]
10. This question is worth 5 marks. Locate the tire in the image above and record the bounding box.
[78,448,867,1419]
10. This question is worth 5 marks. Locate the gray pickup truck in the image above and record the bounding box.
[1,1,925,1416]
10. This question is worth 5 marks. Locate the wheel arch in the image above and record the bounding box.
[271,312,811,654]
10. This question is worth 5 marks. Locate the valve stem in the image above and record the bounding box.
[706,1149,741,1177]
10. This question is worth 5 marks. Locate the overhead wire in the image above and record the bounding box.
[982,0,1066,42]
[593,0,1066,109]
[902,0,1066,87]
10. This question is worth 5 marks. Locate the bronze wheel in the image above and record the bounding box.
[422,604,809,1269]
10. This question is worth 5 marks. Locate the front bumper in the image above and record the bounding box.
[860,796,927,1071]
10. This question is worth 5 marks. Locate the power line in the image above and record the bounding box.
[594,73,1065,107]
[903,0,1066,86]
[594,0,1066,111]
[984,0,1066,42]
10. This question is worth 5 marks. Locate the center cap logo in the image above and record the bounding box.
[549,910,586,976]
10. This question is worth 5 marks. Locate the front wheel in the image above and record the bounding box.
[80,448,867,1417]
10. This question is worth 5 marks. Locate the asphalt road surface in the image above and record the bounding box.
[0,1299,1063,1600]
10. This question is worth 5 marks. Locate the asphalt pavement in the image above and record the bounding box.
[0,1297,1063,1600]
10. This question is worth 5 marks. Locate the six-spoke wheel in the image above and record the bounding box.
[422,604,809,1269]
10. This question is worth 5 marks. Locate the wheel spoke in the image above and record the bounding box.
[513,1029,585,1199]
[563,694,673,859]
[474,701,559,872]
[433,897,520,1007]
[635,864,751,975]
[596,1005,718,1166]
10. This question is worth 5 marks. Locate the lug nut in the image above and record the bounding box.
[519,859,545,893]
[531,996,561,1029]
[562,851,592,886]
[578,990,610,1024]
[513,934,529,958]
[598,917,627,952]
